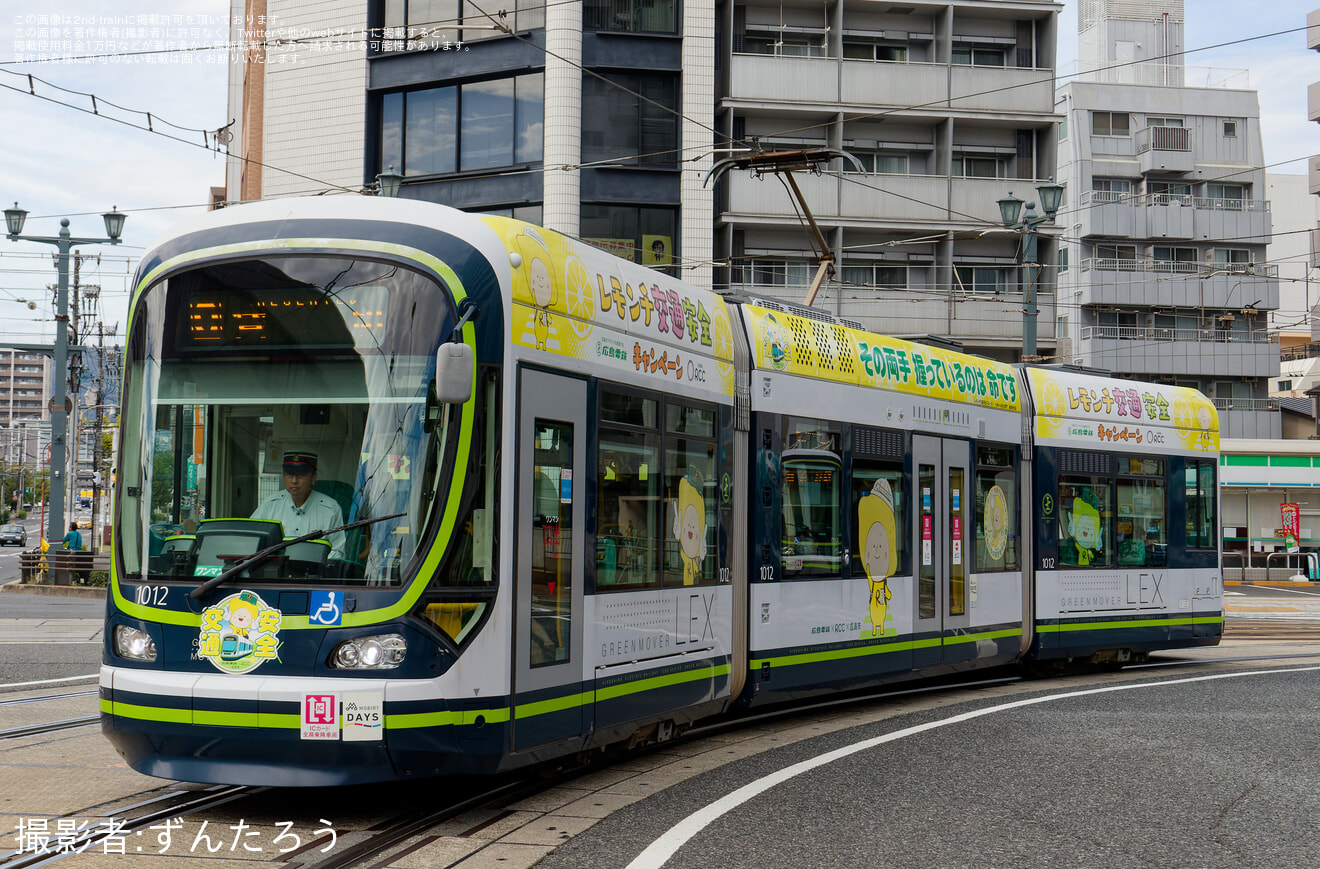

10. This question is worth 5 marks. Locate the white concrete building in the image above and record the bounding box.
[1055,0,1281,439]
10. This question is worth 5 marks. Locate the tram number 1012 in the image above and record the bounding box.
[133,585,170,606]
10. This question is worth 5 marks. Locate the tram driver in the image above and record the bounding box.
[252,451,346,558]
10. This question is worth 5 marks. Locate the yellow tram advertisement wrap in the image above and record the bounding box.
[742,304,1021,413]
[482,217,737,398]
[1027,368,1218,453]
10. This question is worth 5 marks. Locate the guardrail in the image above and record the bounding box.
[1080,258,1277,277]
[18,548,110,585]
[1080,325,1275,344]
[1077,191,1269,211]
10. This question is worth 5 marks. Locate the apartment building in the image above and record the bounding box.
[227,0,1063,362]
[1055,0,1281,439]
[0,349,51,428]
[716,0,1061,360]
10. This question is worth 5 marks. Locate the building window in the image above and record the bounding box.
[584,0,676,33]
[1207,182,1247,211]
[954,266,1011,295]
[1148,180,1192,204]
[951,43,1006,66]
[1058,114,1067,141]
[952,153,1007,178]
[581,205,677,266]
[380,73,544,177]
[733,259,813,287]
[1213,248,1252,266]
[844,150,910,174]
[1278,379,1293,392]
[1091,111,1130,136]
[1223,120,1238,138]
[1145,116,1184,128]
[843,40,907,62]
[1153,246,1198,272]
[742,29,827,57]
[382,0,544,48]
[840,263,908,289]
[1058,247,1068,272]
[1091,178,1133,202]
[582,73,678,167]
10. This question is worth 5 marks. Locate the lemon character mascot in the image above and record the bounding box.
[673,469,706,586]
[859,478,898,637]
[1067,488,1103,566]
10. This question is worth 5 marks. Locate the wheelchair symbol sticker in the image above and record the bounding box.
[310,591,343,626]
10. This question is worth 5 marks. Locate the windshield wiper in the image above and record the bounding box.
[189,512,407,599]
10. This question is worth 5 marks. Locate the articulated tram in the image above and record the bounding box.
[101,197,1222,786]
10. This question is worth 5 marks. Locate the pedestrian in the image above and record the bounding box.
[61,522,82,551]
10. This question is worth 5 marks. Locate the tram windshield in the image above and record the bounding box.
[118,255,458,587]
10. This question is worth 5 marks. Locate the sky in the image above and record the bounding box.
[0,0,1315,349]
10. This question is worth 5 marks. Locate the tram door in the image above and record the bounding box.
[513,369,588,751]
[911,435,972,668]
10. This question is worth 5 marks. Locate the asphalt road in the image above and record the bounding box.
[541,663,1320,869]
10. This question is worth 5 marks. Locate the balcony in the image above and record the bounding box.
[724,172,1059,228]
[1077,325,1280,379]
[734,283,1055,346]
[1075,258,1279,310]
[1074,191,1271,245]
[1136,125,1194,175]
[728,55,1054,116]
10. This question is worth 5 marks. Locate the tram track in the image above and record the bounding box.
[0,715,99,741]
[0,691,97,708]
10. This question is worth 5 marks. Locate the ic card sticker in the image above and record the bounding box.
[301,693,339,740]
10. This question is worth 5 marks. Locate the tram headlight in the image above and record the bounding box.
[330,634,406,670]
[113,625,157,662]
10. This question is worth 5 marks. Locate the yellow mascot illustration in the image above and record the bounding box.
[515,227,557,351]
[673,469,706,586]
[1066,487,1103,566]
[858,478,897,637]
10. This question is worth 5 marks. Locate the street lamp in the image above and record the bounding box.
[997,180,1064,361]
[4,203,125,544]
[376,166,403,198]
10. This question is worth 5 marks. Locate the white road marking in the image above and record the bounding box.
[625,666,1320,869]
[0,673,98,689]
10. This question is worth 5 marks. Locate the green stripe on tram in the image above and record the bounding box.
[105,662,730,732]
[751,627,1021,669]
[1036,615,1223,633]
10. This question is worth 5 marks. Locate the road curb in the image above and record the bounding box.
[0,582,105,598]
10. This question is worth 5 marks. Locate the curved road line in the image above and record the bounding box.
[626,665,1320,869]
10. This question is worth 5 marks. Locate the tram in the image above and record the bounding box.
[101,197,1222,786]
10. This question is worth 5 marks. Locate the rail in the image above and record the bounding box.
[1222,551,1247,582]
[1265,551,1317,582]
[1212,397,1281,413]
[1077,191,1269,212]
[18,548,110,585]
[1079,325,1275,345]
[1080,258,1277,277]
[1136,125,1191,153]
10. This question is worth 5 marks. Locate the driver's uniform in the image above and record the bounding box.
[252,490,346,558]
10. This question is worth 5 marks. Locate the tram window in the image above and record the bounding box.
[948,467,966,616]
[1058,476,1112,567]
[530,419,573,667]
[601,391,658,427]
[781,418,843,578]
[1115,458,1166,567]
[597,429,662,589]
[852,461,905,586]
[1185,460,1217,549]
[664,432,716,586]
[975,446,1018,572]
